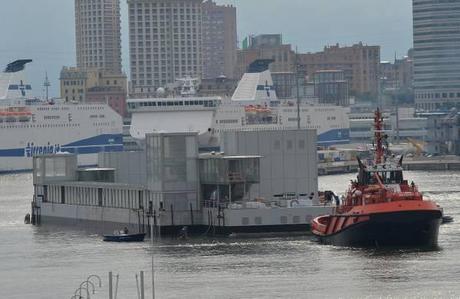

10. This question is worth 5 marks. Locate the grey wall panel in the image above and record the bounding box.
[295,154,308,178]
[227,132,237,154]
[220,129,318,202]
[98,151,147,185]
[259,158,271,178]
[270,155,284,179]
[285,179,297,193]
[284,155,297,179]
[259,131,271,156]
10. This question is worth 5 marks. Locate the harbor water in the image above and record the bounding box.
[0,171,459,298]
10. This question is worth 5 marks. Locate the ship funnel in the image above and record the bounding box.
[0,59,33,100]
[231,59,278,104]
[4,59,33,73]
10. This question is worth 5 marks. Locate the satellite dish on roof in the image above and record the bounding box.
[156,87,166,97]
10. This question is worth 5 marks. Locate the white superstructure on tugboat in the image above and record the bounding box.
[0,60,123,172]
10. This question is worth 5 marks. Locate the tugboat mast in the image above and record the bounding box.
[374,109,384,164]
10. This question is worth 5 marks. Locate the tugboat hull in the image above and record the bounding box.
[316,210,442,248]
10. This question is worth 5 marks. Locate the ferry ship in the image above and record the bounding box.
[0,60,123,172]
[127,60,350,149]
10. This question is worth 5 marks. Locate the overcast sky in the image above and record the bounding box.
[0,0,413,97]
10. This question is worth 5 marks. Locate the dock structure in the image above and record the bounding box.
[317,157,460,175]
[402,158,460,171]
[31,130,332,235]
[318,161,358,176]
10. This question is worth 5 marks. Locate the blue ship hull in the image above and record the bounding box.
[103,233,146,242]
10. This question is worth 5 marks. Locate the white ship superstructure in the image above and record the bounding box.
[128,60,350,148]
[0,60,123,172]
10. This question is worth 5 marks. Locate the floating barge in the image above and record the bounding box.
[31,130,332,236]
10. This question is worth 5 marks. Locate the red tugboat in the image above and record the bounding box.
[311,109,442,247]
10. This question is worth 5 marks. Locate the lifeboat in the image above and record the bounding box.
[245,105,271,114]
[311,109,442,248]
[244,105,257,114]
[5,111,17,122]
[17,111,32,122]
[0,107,32,122]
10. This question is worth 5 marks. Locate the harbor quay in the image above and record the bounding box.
[318,156,460,175]
[31,129,332,236]
[402,158,460,171]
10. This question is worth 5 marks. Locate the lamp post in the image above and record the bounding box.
[74,286,89,299]
[150,213,155,299]
[70,274,102,299]
[79,280,95,299]
[86,274,102,288]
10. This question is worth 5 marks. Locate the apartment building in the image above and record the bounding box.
[413,0,460,110]
[298,43,380,97]
[75,0,123,74]
[128,0,203,96]
[202,1,237,79]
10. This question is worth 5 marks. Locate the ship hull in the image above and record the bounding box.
[315,210,442,248]
[0,104,124,173]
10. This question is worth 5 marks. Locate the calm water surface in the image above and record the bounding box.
[0,171,459,298]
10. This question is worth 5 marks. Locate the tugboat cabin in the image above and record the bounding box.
[357,164,405,186]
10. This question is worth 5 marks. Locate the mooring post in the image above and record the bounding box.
[109,271,113,299]
[190,202,194,225]
[140,271,145,299]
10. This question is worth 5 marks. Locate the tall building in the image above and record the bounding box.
[413,0,460,110]
[249,34,283,49]
[128,0,203,96]
[380,51,413,92]
[60,67,98,103]
[271,72,312,100]
[298,43,380,98]
[312,70,349,106]
[75,0,123,74]
[202,1,237,79]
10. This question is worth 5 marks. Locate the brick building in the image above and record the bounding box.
[298,43,380,98]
